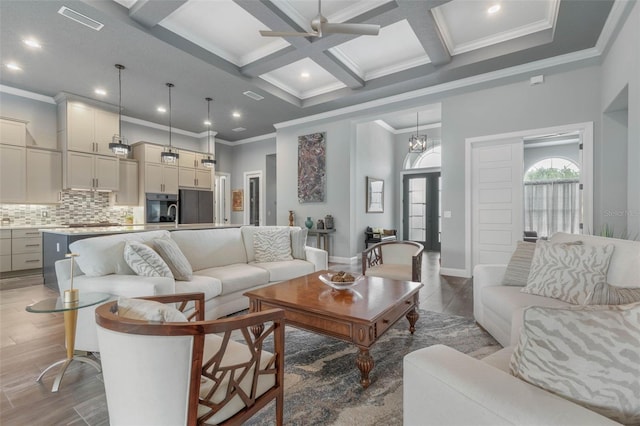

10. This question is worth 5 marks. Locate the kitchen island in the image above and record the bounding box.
[41,223,242,290]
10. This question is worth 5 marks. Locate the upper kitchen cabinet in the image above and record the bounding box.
[113,159,139,206]
[0,144,26,203]
[65,152,118,191]
[55,94,119,156]
[132,142,179,196]
[26,149,62,204]
[0,118,27,147]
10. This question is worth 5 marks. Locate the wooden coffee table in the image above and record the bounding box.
[244,270,423,388]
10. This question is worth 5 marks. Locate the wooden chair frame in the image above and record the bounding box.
[362,240,424,282]
[95,293,285,426]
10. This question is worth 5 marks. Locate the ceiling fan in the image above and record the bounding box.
[259,0,380,38]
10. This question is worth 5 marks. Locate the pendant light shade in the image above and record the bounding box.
[408,111,427,153]
[109,64,131,155]
[201,97,216,168]
[161,82,179,163]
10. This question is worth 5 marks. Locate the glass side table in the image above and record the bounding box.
[26,291,111,392]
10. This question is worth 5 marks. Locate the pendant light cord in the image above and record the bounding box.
[166,82,174,150]
[118,66,122,138]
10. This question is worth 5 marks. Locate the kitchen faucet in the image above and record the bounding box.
[167,204,178,228]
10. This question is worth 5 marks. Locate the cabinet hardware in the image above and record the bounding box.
[26,244,40,247]
[26,259,40,263]
[25,232,40,235]
[96,178,98,187]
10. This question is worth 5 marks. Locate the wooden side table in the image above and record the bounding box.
[26,292,111,392]
[364,231,397,249]
[307,228,336,257]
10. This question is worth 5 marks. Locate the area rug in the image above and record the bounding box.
[245,309,501,426]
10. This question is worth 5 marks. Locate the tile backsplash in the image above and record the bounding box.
[0,190,133,226]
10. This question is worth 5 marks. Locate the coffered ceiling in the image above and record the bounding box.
[0,0,615,141]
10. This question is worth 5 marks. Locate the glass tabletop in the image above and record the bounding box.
[26,292,111,313]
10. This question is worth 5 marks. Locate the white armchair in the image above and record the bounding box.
[95,293,285,426]
[362,241,424,282]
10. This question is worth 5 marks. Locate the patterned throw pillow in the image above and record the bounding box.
[510,303,640,424]
[117,297,187,322]
[254,228,293,262]
[521,240,614,304]
[290,227,308,260]
[586,281,640,305]
[151,237,193,281]
[123,241,173,278]
[501,241,536,286]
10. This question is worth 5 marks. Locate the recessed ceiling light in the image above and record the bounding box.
[204,120,212,126]
[23,38,42,49]
[232,112,241,118]
[232,127,246,132]
[243,90,264,101]
[300,72,310,79]
[487,4,501,14]
[157,106,166,113]
[5,62,22,71]
[57,6,104,31]
[94,88,107,96]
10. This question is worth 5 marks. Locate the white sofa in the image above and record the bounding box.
[403,233,640,425]
[55,226,327,352]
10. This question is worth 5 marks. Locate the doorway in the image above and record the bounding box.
[403,172,441,251]
[244,170,263,226]
[214,172,230,224]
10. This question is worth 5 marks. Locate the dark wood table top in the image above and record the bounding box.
[244,270,422,323]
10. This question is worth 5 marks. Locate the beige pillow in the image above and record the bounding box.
[510,303,640,424]
[501,241,536,286]
[123,241,173,278]
[521,240,614,304]
[151,238,193,281]
[586,281,640,305]
[290,227,307,260]
[254,228,293,262]
[117,297,187,322]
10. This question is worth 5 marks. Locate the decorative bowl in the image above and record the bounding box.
[318,272,364,290]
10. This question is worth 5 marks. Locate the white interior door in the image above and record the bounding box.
[471,139,523,268]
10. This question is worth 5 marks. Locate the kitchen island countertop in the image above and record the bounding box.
[40,223,242,236]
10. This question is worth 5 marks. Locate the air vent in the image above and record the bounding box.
[243,91,264,101]
[232,127,247,132]
[58,6,104,31]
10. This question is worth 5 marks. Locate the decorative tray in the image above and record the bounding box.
[318,272,364,290]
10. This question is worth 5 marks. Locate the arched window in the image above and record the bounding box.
[403,140,441,169]
[524,158,580,238]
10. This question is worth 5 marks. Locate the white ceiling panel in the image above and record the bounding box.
[158,0,289,66]
[330,20,430,81]
[432,0,560,56]
[259,57,346,99]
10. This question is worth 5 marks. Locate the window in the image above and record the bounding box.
[403,140,441,170]
[524,158,580,238]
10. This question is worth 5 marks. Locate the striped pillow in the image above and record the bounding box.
[510,303,640,424]
[522,240,614,304]
[501,241,536,286]
[123,241,173,278]
[290,227,307,260]
[151,238,193,281]
[586,281,640,305]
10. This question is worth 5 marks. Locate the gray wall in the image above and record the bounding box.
[440,65,602,271]
[266,154,277,226]
[123,121,202,152]
[0,93,57,149]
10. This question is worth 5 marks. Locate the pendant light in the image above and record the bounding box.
[108,64,131,155]
[160,82,179,163]
[408,111,427,153]
[201,97,216,168]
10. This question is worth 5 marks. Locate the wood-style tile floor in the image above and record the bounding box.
[0,252,472,425]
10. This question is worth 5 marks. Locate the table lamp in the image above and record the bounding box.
[64,253,79,303]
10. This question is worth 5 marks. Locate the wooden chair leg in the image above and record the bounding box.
[276,391,284,426]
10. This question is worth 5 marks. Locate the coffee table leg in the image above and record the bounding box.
[406,308,419,334]
[356,348,374,389]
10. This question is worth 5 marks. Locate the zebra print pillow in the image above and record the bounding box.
[254,228,293,263]
[510,303,640,424]
[522,240,614,304]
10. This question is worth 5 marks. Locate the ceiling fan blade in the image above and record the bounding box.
[321,23,380,36]
[259,30,317,37]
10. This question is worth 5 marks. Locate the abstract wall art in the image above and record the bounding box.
[298,132,326,203]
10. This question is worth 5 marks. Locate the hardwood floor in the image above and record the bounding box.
[0,253,472,425]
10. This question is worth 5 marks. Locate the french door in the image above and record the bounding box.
[403,172,441,251]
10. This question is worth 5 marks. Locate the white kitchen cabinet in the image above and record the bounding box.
[144,163,177,194]
[0,144,26,203]
[196,169,212,189]
[10,229,42,271]
[179,167,211,189]
[66,152,118,191]
[114,159,139,205]
[62,101,118,156]
[178,150,197,169]
[139,143,165,165]
[26,149,62,203]
[0,119,27,146]
[0,230,11,273]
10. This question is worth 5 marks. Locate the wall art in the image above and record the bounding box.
[298,132,326,203]
[232,189,244,211]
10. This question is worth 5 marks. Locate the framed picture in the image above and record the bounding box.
[298,132,326,203]
[232,189,244,211]
[366,177,384,213]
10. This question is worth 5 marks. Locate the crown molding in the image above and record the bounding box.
[0,85,56,104]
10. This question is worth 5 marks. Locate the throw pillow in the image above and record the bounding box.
[521,240,614,304]
[123,241,173,278]
[117,297,187,322]
[501,241,536,286]
[509,303,640,424]
[151,237,193,281]
[290,227,308,260]
[254,228,293,262]
[586,281,640,305]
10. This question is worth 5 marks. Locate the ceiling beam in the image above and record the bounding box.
[397,0,451,66]
[128,0,187,28]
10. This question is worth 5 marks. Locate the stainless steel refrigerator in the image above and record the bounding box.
[178,189,214,224]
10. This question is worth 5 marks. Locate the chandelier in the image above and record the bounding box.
[108,64,131,155]
[408,111,427,153]
[201,97,216,168]
[160,82,179,163]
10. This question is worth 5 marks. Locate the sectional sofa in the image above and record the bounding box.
[55,226,327,352]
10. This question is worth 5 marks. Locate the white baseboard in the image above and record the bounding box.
[329,256,358,264]
[439,267,471,278]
